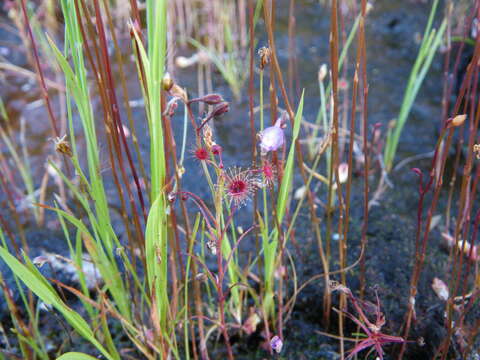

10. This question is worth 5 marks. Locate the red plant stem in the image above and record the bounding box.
[91,0,147,224]
[398,125,454,359]
[263,0,331,328]
[74,0,140,256]
[399,13,477,358]
[18,0,59,138]
[358,0,370,301]
[101,0,148,189]
[325,0,341,334]
[439,54,480,360]
[287,0,299,99]
[450,65,480,296]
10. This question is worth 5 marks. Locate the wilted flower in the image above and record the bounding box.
[258,116,286,156]
[270,335,283,353]
[223,167,259,207]
[170,84,188,103]
[258,46,272,70]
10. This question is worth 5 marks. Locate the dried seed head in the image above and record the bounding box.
[170,84,188,103]
[258,46,272,70]
[202,124,215,149]
[53,135,73,157]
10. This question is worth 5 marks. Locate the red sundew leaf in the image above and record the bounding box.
[346,339,376,359]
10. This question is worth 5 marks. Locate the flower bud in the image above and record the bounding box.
[211,101,229,118]
[318,64,328,82]
[162,73,174,92]
[175,56,194,68]
[338,162,349,183]
[211,144,222,155]
[189,93,224,105]
[447,114,466,128]
[270,335,283,353]
[432,277,449,301]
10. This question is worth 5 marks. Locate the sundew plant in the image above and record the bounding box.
[0,0,479,359]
